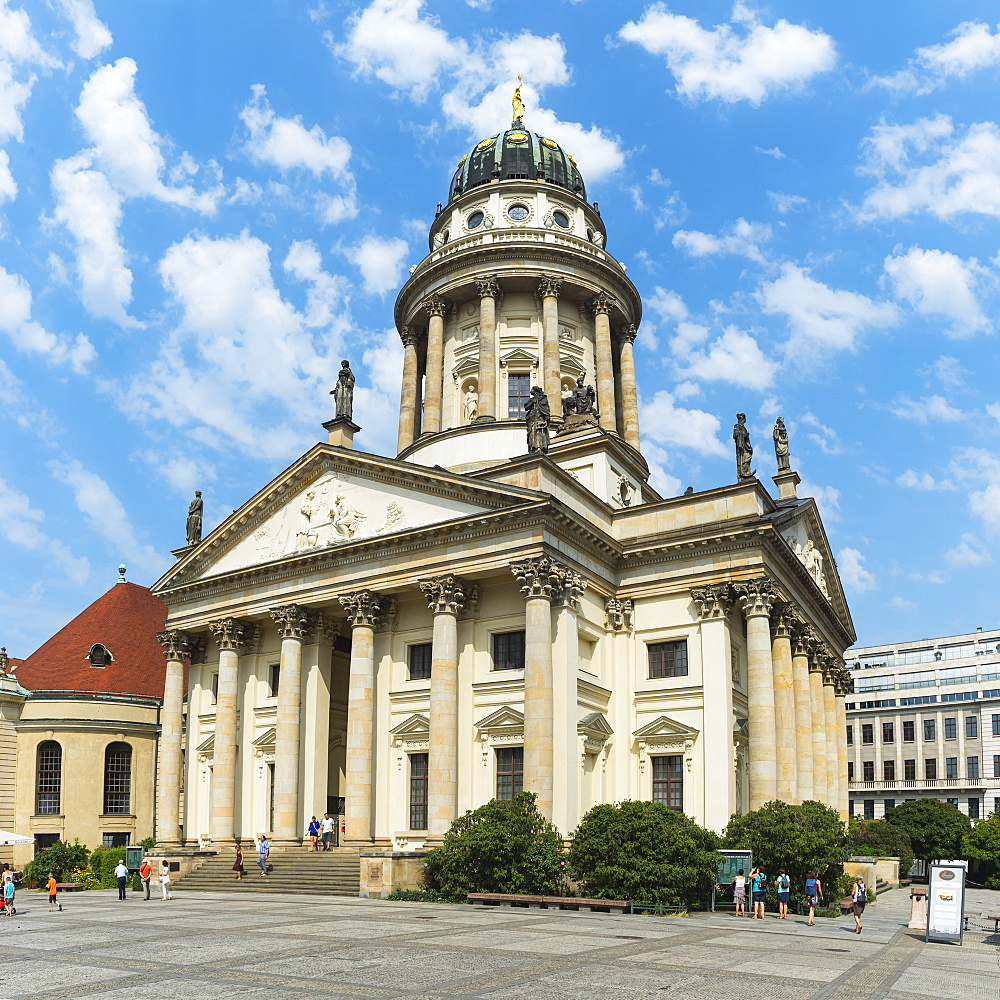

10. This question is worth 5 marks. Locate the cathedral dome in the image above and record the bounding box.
[448,126,586,203]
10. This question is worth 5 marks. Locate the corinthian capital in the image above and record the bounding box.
[690,584,733,620]
[269,603,318,640]
[834,667,853,696]
[791,622,812,658]
[605,597,634,632]
[208,618,258,652]
[588,291,615,317]
[157,629,192,661]
[536,276,562,300]
[475,276,501,300]
[771,603,796,638]
[733,577,774,618]
[511,555,567,602]
[556,570,587,609]
[418,574,468,616]
[423,294,450,318]
[399,325,419,348]
[615,324,637,344]
[339,589,383,628]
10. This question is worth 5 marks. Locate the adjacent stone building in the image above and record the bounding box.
[151,109,855,854]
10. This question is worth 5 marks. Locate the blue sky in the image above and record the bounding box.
[3,0,1000,655]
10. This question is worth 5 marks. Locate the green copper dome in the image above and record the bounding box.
[448,126,586,203]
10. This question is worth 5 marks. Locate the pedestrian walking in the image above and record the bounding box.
[750,866,767,919]
[805,870,824,925]
[307,816,320,852]
[774,869,791,919]
[4,875,15,915]
[851,877,867,934]
[257,834,270,876]
[731,868,747,917]
[320,813,335,851]
[139,859,152,900]
[158,861,172,900]
[47,872,59,911]
[114,859,129,900]
[233,845,245,880]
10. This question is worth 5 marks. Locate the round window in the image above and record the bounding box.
[508,203,530,221]
[467,211,484,230]
[552,210,570,229]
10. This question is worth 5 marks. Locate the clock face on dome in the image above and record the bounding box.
[476,138,494,150]
[507,131,529,143]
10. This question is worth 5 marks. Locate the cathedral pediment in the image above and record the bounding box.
[632,716,699,742]
[389,714,430,738]
[475,706,525,735]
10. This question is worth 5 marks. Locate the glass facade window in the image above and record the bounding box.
[102,832,129,848]
[994,754,1000,779]
[925,759,937,780]
[862,724,874,745]
[863,799,875,820]
[492,631,525,671]
[863,761,875,781]
[944,718,957,739]
[496,747,523,800]
[507,373,531,418]
[652,755,684,812]
[268,663,279,697]
[903,720,915,742]
[103,742,132,814]
[945,757,958,779]
[848,761,854,780]
[408,753,428,830]
[969,798,981,819]
[846,724,853,745]
[904,759,916,780]
[408,643,432,681]
[995,797,1000,815]
[883,760,895,781]
[946,797,959,806]
[924,719,936,740]
[883,722,894,743]
[884,799,895,812]
[36,741,62,815]
[648,640,688,679]
[966,716,978,739]
[968,756,980,779]
[993,714,1000,737]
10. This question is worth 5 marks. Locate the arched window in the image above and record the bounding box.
[36,741,62,814]
[103,742,132,814]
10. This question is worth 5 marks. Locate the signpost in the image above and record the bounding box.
[926,862,966,945]
[714,850,752,911]
[125,845,144,871]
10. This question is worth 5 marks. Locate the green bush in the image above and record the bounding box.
[567,800,721,904]
[884,799,971,862]
[724,800,849,908]
[23,839,90,884]
[847,818,915,876]
[963,814,1000,863]
[982,872,1000,890]
[88,846,130,888]
[422,792,567,900]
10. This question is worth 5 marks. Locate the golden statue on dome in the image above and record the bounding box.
[512,74,524,124]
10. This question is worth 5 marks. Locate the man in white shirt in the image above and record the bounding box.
[114,860,129,900]
[320,813,335,851]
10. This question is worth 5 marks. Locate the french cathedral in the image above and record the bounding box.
[151,99,855,857]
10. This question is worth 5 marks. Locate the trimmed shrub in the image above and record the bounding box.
[88,846,129,888]
[23,839,90,885]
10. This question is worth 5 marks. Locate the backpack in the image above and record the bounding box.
[805,877,817,896]
[856,884,867,903]
[777,874,790,892]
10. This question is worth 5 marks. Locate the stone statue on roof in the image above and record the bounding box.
[332,360,355,421]
[185,491,203,546]
[525,386,550,454]
[773,416,790,472]
[733,413,755,480]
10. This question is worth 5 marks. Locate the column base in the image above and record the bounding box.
[473,414,496,423]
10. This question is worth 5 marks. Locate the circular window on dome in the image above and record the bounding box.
[540,137,559,150]
[476,138,495,151]
[507,203,530,222]
[467,211,485,230]
[552,210,571,229]
[507,131,529,143]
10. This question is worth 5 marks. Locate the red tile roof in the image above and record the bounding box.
[16,582,168,700]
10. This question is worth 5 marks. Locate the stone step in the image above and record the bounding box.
[173,849,361,896]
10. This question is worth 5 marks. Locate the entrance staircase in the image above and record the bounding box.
[173,846,361,896]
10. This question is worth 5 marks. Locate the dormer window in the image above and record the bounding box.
[87,643,113,668]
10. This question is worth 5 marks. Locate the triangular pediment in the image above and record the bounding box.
[499,348,538,369]
[578,712,614,737]
[196,734,214,754]
[475,706,524,733]
[633,715,699,741]
[252,728,276,749]
[154,445,542,589]
[389,714,430,737]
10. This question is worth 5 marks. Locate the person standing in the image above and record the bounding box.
[731,869,747,917]
[774,869,791,919]
[138,859,152,900]
[4,875,14,915]
[805,870,823,925]
[233,845,245,880]
[257,834,270,876]
[750,867,767,920]
[307,816,321,852]
[114,859,129,901]
[852,877,867,934]
[47,873,59,911]
[320,813,335,851]
[159,861,172,900]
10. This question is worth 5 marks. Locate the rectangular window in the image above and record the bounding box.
[969,798,981,820]
[946,757,958,779]
[846,724,853,746]
[211,673,219,704]
[904,759,916,780]
[924,719,936,741]
[993,714,1000,737]
[848,761,854,780]
[492,631,525,671]
[883,760,895,781]
[648,640,688,679]
[994,797,1000,815]
[968,756,980,779]
[862,724,874,745]
[268,664,280,698]
[863,799,875,820]
[652,755,684,812]
[903,720,915,742]
[408,643,432,681]
[946,797,959,807]
[863,760,874,781]
[495,747,524,800]
[994,754,1000,779]
[925,759,937,780]
[102,832,130,848]
[507,373,531,418]
[966,716,978,739]
[34,833,59,854]
[944,717,957,739]
[884,799,895,812]
[408,753,428,830]
[882,722,894,744]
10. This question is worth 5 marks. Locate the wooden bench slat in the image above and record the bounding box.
[467,892,628,910]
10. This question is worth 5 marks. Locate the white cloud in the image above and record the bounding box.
[357,326,404,455]
[896,469,956,491]
[767,191,807,213]
[883,246,993,337]
[948,447,1000,536]
[641,441,684,497]
[988,402,1000,425]
[754,145,784,159]
[646,286,690,324]
[0,1,60,143]
[758,263,900,361]
[889,395,965,423]
[638,390,728,458]
[133,448,218,500]
[284,240,349,328]
[836,546,877,591]
[0,148,15,204]
[618,2,836,105]
[0,264,94,371]
[343,234,409,296]
[889,596,916,610]
[801,481,840,521]
[52,0,113,59]
[800,412,843,455]
[676,325,776,390]
[945,532,991,567]
[858,116,1000,221]
[48,459,165,576]
[672,217,771,262]
[925,355,968,389]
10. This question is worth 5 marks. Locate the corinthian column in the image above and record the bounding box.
[834,669,851,823]
[615,325,641,449]
[269,604,317,845]
[422,295,449,434]
[418,574,467,841]
[476,276,500,421]
[397,326,420,453]
[771,605,797,803]
[537,276,562,418]
[589,293,617,433]
[339,589,383,845]
[808,640,829,805]
[791,624,815,802]
[734,578,776,809]
[155,629,191,846]
[511,556,567,820]
[207,618,256,845]
[823,661,840,812]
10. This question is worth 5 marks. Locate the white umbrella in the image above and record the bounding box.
[0,830,33,846]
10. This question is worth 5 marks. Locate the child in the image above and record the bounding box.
[731,868,747,917]
[4,874,15,915]
[47,872,59,912]
[774,869,791,920]
[805,870,824,926]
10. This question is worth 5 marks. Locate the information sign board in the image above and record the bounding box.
[717,850,752,886]
[927,862,966,944]
[125,845,144,870]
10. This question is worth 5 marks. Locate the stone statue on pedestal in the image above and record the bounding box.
[773,416,790,472]
[332,360,355,420]
[733,413,755,480]
[563,375,597,418]
[185,491,203,545]
[525,386,551,454]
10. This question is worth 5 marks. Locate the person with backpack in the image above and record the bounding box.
[851,877,867,933]
[750,866,767,919]
[731,868,747,917]
[804,870,823,925]
[774,869,791,919]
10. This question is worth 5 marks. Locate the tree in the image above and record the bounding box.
[23,839,90,884]
[883,799,971,862]
[963,814,1000,862]
[724,800,848,904]
[422,792,566,900]
[847,818,915,876]
[567,800,721,904]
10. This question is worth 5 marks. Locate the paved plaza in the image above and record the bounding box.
[0,885,996,1000]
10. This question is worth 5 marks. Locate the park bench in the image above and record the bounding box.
[467,893,628,914]
[964,913,1000,933]
[55,883,85,892]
